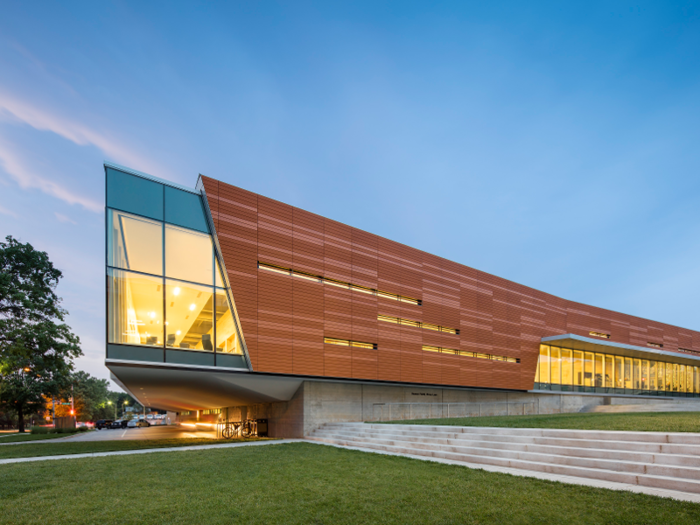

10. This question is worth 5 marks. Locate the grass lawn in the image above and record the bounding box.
[0,442,698,525]
[0,432,85,443]
[379,411,700,432]
[0,437,268,460]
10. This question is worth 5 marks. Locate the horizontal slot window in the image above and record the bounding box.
[378,315,459,335]
[679,348,700,356]
[423,345,519,363]
[648,342,663,349]
[589,331,610,339]
[324,337,377,350]
[258,262,421,306]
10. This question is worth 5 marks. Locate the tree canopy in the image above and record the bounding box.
[0,236,82,431]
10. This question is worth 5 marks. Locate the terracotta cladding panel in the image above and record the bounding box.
[204,177,700,388]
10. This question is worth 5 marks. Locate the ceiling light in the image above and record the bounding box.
[173,287,181,296]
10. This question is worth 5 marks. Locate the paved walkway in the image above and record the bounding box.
[2,436,700,504]
[0,426,217,446]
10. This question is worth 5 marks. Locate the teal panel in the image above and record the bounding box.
[216,354,247,369]
[107,344,164,363]
[106,168,164,220]
[164,186,209,233]
[166,349,215,366]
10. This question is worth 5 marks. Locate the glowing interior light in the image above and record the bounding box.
[189,304,196,311]
[173,287,181,296]
[176,330,181,335]
[149,312,156,319]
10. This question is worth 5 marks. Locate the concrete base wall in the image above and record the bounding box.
[214,380,700,438]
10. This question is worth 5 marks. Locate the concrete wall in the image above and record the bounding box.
[211,379,700,438]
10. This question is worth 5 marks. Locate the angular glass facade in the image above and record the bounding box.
[105,165,247,368]
[535,344,700,397]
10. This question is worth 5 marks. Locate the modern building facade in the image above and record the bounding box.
[105,163,700,436]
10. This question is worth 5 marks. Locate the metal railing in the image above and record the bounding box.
[371,400,538,422]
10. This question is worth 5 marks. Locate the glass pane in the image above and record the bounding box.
[633,359,641,390]
[165,225,213,285]
[215,257,225,288]
[164,186,209,233]
[550,347,561,385]
[680,365,686,393]
[165,279,214,351]
[615,356,624,389]
[107,269,163,346]
[538,345,550,383]
[650,361,656,391]
[108,210,163,275]
[106,168,163,221]
[584,352,594,387]
[666,362,673,391]
[624,358,632,389]
[215,290,242,354]
[605,355,614,387]
[561,349,573,386]
[573,351,583,386]
[641,360,649,390]
[594,354,604,387]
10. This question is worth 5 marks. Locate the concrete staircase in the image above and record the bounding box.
[307,422,700,494]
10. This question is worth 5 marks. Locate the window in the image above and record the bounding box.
[107,269,164,347]
[423,345,519,363]
[165,225,214,285]
[258,262,421,306]
[215,290,241,354]
[590,331,610,339]
[648,342,663,348]
[106,168,163,221]
[108,210,163,276]
[324,338,377,350]
[536,345,700,397]
[378,315,459,335]
[165,280,214,351]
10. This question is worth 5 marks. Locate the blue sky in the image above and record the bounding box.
[1,2,699,388]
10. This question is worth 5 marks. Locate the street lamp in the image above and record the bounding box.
[108,401,116,419]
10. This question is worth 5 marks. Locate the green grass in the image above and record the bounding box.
[0,432,81,443]
[380,411,700,432]
[0,442,698,524]
[0,437,267,459]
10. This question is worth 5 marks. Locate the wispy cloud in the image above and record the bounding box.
[54,212,77,225]
[0,203,19,218]
[0,91,159,213]
[0,139,103,212]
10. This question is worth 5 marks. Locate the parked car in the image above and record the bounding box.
[127,419,137,428]
[135,420,150,428]
[95,419,113,430]
[110,420,123,429]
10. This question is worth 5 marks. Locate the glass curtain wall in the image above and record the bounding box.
[107,208,242,356]
[535,344,700,397]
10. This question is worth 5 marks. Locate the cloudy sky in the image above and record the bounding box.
[1,2,699,389]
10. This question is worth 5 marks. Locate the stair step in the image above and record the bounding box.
[307,435,700,494]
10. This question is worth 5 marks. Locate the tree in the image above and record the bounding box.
[70,371,110,421]
[0,236,82,432]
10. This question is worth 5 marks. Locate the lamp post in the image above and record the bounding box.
[108,401,116,419]
[123,401,128,419]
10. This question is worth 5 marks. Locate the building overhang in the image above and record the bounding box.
[106,360,303,412]
[542,334,700,367]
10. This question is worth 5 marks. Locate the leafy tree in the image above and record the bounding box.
[70,371,110,421]
[0,236,82,432]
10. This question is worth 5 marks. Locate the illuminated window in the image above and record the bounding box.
[107,269,164,347]
[108,210,163,276]
[378,315,459,335]
[165,225,214,285]
[258,262,421,306]
[422,345,519,363]
[215,289,241,354]
[648,341,663,348]
[535,344,700,397]
[165,280,214,351]
[589,331,610,339]
[324,337,377,350]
